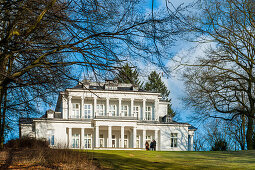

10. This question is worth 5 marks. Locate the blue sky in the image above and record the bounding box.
[7,0,203,142]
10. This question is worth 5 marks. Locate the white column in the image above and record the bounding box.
[155,130,158,151]
[143,99,146,120]
[133,127,137,148]
[158,130,161,151]
[81,96,84,118]
[106,97,110,116]
[62,95,67,119]
[108,126,112,148]
[154,99,159,121]
[69,128,72,148]
[131,98,134,117]
[93,97,97,118]
[121,126,124,148]
[143,129,146,149]
[68,96,72,119]
[95,125,99,147]
[190,135,194,151]
[119,98,122,117]
[81,128,84,149]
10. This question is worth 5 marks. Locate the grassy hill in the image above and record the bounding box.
[86,150,255,170]
[1,138,254,169]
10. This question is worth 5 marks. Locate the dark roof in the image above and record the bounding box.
[19,118,34,124]
[188,125,197,130]
[71,85,147,92]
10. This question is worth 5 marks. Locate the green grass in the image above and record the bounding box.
[85,150,255,169]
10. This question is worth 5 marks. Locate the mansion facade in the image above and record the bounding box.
[19,80,196,151]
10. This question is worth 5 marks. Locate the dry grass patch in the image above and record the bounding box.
[1,138,99,169]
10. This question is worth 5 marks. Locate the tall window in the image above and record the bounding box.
[72,103,80,118]
[47,130,54,146]
[145,106,152,120]
[99,134,104,147]
[112,135,116,148]
[84,104,92,118]
[97,104,104,116]
[170,133,178,147]
[72,134,80,148]
[121,105,128,117]
[109,105,116,116]
[133,106,140,117]
[136,135,140,148]
[124,135,128,148]
[84,134,92,148]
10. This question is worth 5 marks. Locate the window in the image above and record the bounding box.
[112,135,116,148]
[72,134,80,148]
[119,135,128,148]
[133,106,140,117]
[84,134,92,148]
[47,130,54,146]
[170,133,178,148]
[108,86,117,90]
[121,105,128,117]
[166,117,172,122]
[136,135,140,148]
[72,103,80,118]
[109,105,117,116]
[145,106,152,120]
[146,135,152,144]
[84,104,92,119]
[97,104,104,116]
[124,135,128,148]
[99,134,104,147]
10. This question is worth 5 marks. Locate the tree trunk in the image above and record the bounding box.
[246,116,254,150]
[0,85,7,150]
[241,114,245,150]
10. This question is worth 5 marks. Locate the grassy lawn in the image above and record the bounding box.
[86,150,255,169]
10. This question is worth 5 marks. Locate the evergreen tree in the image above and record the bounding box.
[116,63,142,86]
[145,71,169,100]
[145,71,175,117]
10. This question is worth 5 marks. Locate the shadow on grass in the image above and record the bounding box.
[86,151,213,170]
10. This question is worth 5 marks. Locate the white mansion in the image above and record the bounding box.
[20,80,196,151]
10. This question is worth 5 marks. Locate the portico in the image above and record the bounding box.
[67,123,160,150]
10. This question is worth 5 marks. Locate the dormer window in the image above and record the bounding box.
[166,117,172,122]
[105,85,117,90]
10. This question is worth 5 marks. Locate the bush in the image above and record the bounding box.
[211,138,228,151]
[6,137,49,149]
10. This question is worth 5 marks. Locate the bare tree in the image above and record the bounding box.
[182,0,255,150]
[0,0,183,148]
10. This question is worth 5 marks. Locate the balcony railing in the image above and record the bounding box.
[94,115,138,120]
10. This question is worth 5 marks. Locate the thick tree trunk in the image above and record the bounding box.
[246,116,254,150]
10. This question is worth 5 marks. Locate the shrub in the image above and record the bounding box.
[6,137,49,149]
[211,138,228,151]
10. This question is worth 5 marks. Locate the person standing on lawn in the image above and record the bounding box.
[150,141,154,151]
[145,141,149,151]
[153,139,156,151]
